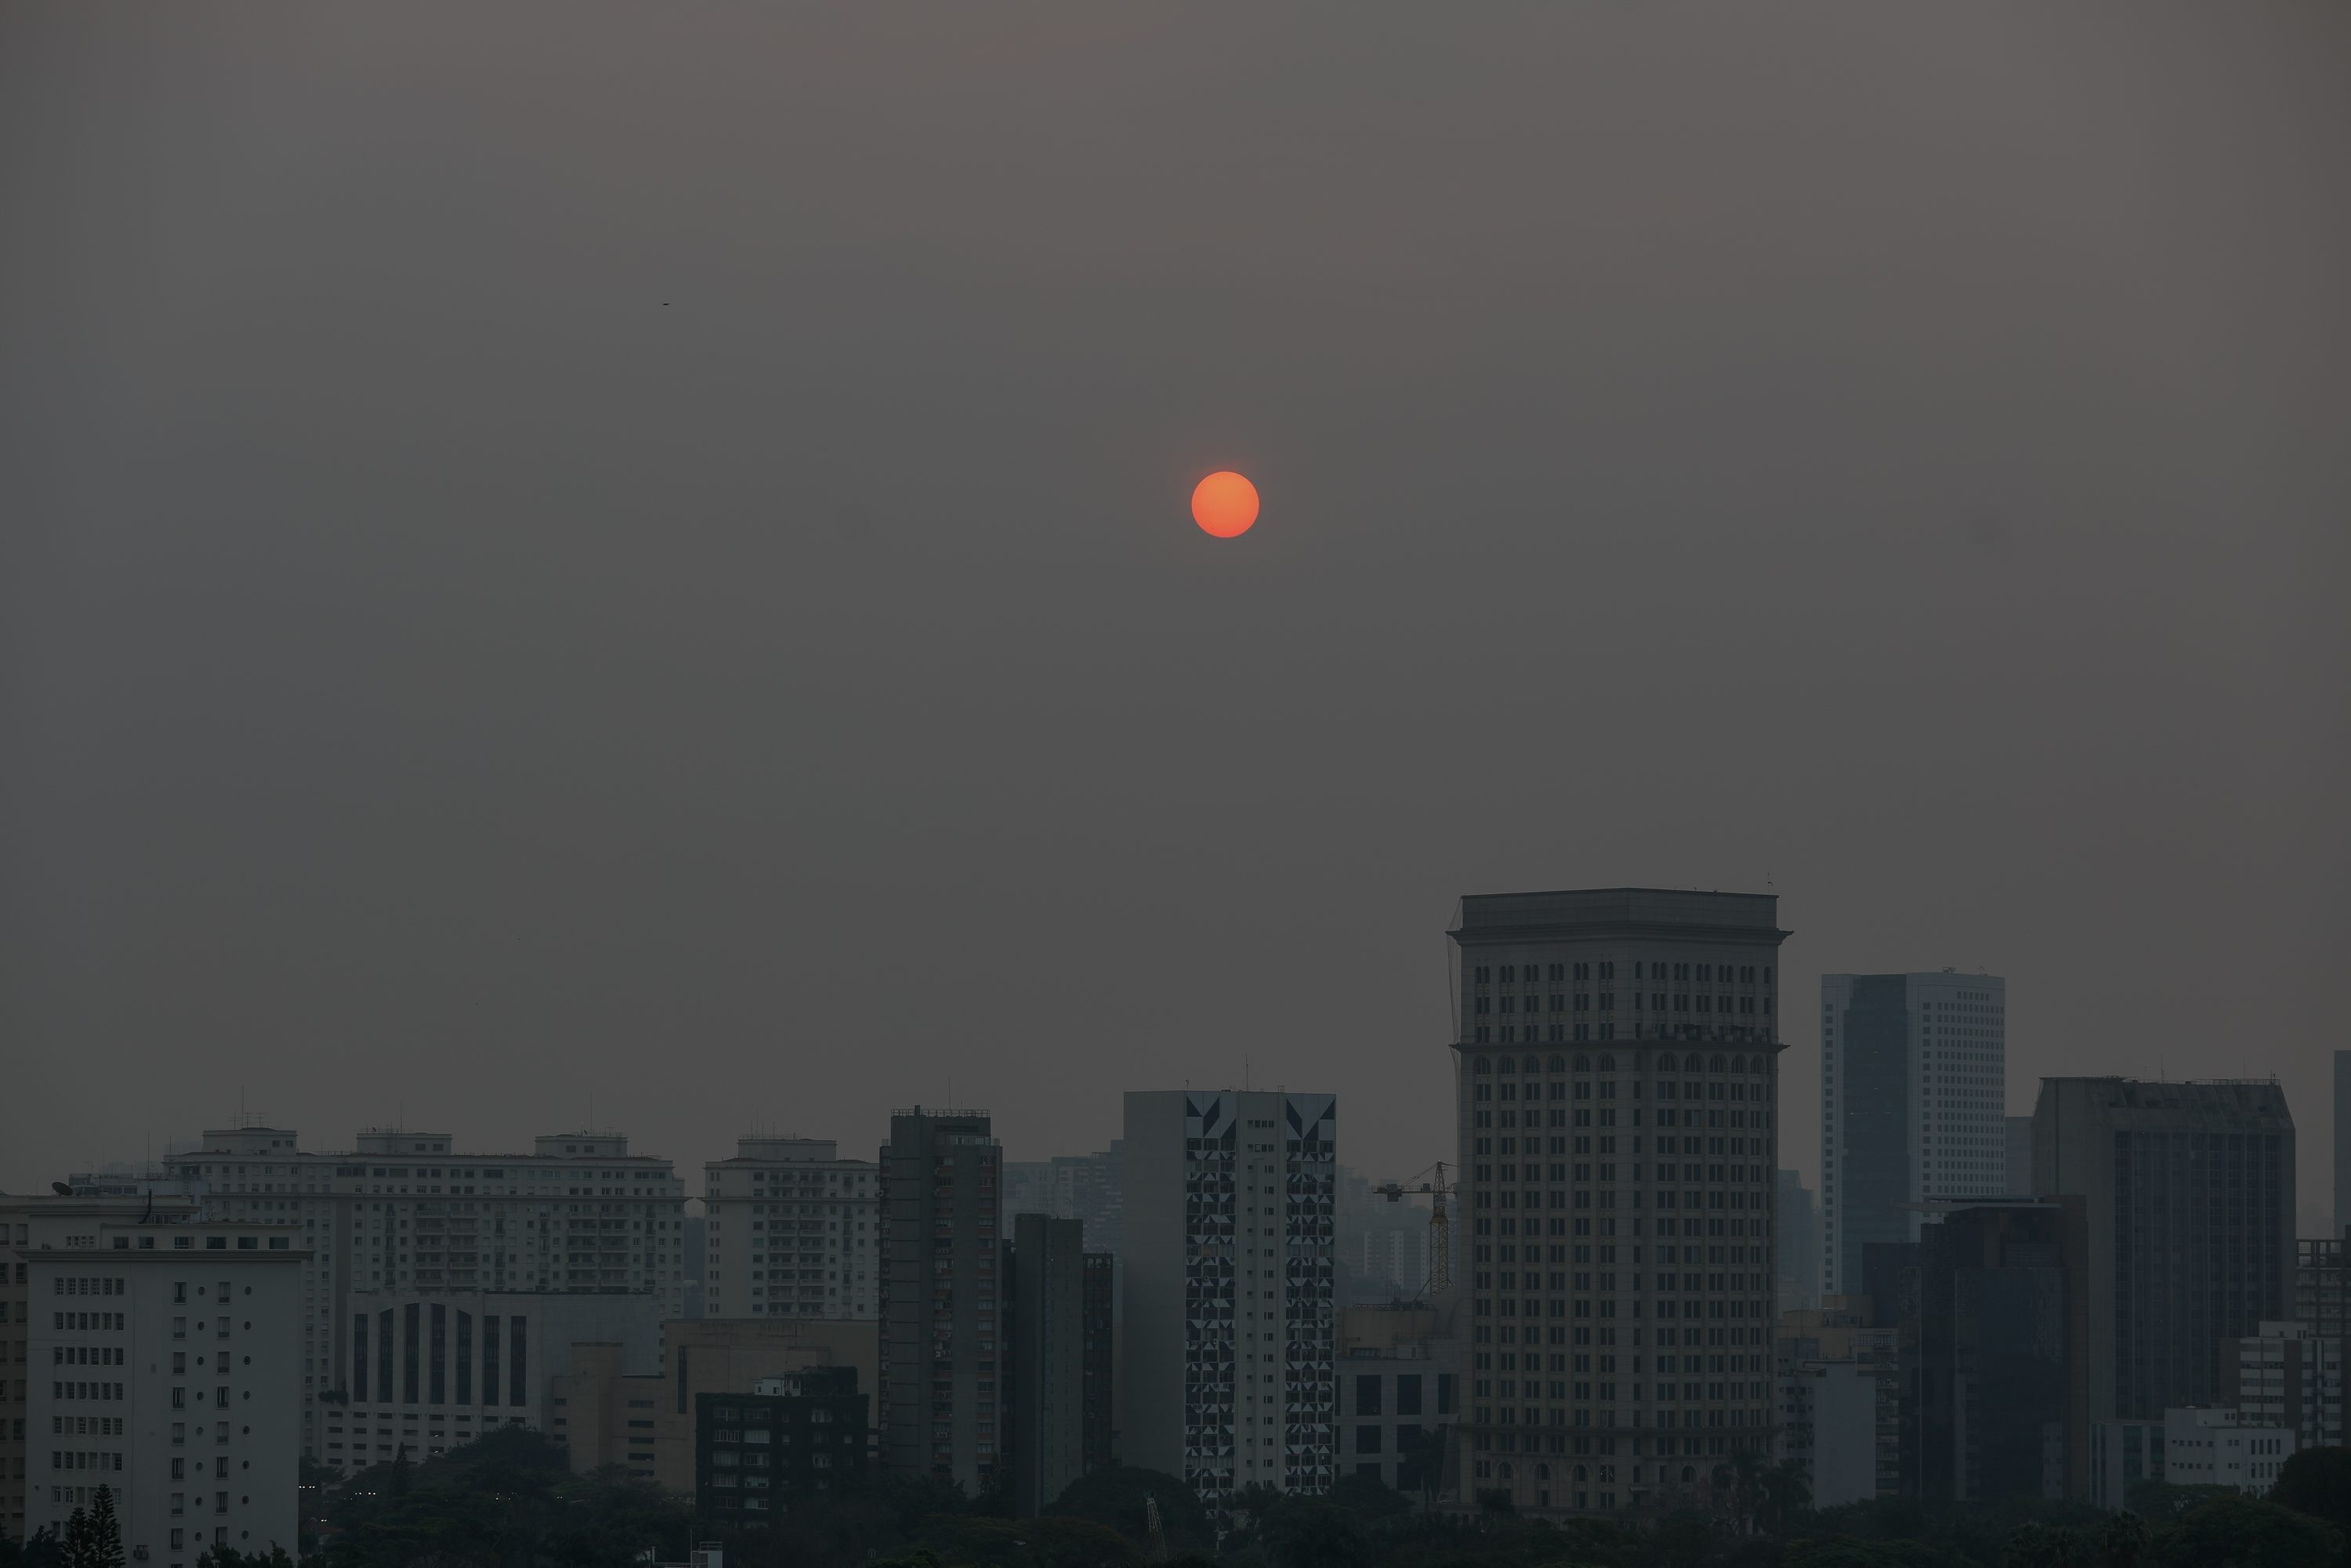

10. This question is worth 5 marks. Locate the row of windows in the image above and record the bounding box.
[1476,1081,1766,1104]
[1473,964,1773,985]
[1473,1024,1772,1045]
[1475,993,1775,1017]
[1474,1052,1768,1076]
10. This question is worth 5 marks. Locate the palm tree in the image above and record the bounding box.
[1755,1461,1811,1534]
[2099,1512,2150,1568]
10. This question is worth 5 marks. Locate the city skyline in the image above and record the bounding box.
[4,4,2346,1232]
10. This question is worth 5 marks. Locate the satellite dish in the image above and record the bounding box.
[51,1182,74,1197]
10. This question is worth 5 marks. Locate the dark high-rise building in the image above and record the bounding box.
[2005,1117,2034,1197]
[694,1368,870,1530]
[1081,1250,1115,1474]
[1914,1200,2090,1504]
[2299,1236,2349,1344]
[1007,1212,1087,1516]
[2335,1050,2349,1237]
[1777,1171,1820,1314]
[879,1107,1002,1491]
[1450,888,1788,1519]
[1820,972,2008,1296]
[2031,1077,2295,1422]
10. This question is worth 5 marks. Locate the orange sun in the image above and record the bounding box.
[1190,471,1260,538]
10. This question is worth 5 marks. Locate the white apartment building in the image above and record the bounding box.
[2162,1406,2295,1496]
[4,1197,201,1543]
[1122,1089,1338,1510]
[147,1124,687,1463]
[1820,971,2007,1295]
[701,1139,878,1320]
[20,1220,304,1567]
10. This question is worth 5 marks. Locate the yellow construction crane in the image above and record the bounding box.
[1372,1161,1456,1296]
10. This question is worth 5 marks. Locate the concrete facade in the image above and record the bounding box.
[2221,1320,2343,1453]
[701,1139,878,1321]
[18,1219,304,1567]
[1451,888,1787,1519]
[1335,1304,1460,1501]
[2161,1405,2295,1496]
[334,1288,661,1468]
[2,1195,201,1542]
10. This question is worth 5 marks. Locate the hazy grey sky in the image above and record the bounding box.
[4,5,2346,1225]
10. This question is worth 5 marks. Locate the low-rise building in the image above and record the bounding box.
[2161,1407,2295,1497]
[329,1289,661,1472]
[694,1370,868,1530]
[1335,1304,1459,1501]
[555,1316,877,1494]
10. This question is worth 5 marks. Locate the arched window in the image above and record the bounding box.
[1598,1053,1616,1072]
[1474,1056,1491,1075]
[1731,1054,1748,1074]
[1536,1463,1551,1481]
[1548,1055,1566,1073]
[1574,1464,1588,1483]
[1657,1052,1679,1071]
[1573,1054,1592,1073]
[1681,1465,1697,1484]
[1523,1054,1540,1074]
[1710,1053,1727,1072]
[1498,1462,1514,1480]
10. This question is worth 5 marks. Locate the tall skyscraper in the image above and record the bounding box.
[701,1136,880,1319]
[2335,1050,2349,1237]
[1121,1089,1338,1511]
[878,1108,1002,1492]
[2031,1077,2295,1421]
[1450,888,1788,1518]
[1006,1213,1086,1516]
[1776,1171,1819,1314]
[1820,972,2007,1295]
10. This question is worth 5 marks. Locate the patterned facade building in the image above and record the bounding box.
[1122,1090,1337,1512]
[1451,888,1788,1519]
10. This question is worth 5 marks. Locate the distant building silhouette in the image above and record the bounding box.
[702,1135,878,1320]
[1820,972,2007,1295]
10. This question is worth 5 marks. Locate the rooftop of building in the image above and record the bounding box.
[1452,887,1787,942]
